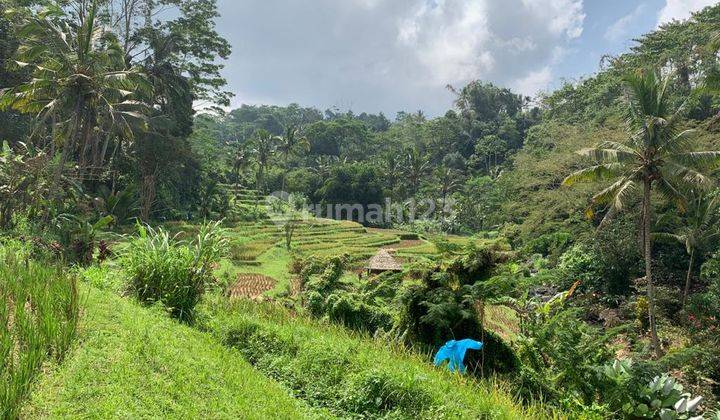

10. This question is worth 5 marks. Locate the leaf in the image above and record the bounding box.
[685,396,702,412]
[92,215,114,231]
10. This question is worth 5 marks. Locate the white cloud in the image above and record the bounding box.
[396,0,584,90]
[217,0,586,115]
[397,1,494,83]
[605,4,646,42]
[657,0,718,25]
[511,66,553,96]
[521,0,585,38]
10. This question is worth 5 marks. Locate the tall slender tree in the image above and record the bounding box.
[563,68,720,356]
[278,125,309,192]
[250,129,279,194]
[0,2,148,180]
[656,189,720,308]
[404,147,429,195]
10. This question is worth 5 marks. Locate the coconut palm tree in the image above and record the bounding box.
[563,68,720,356]
[230,145,250,186]
[404,147,429,195]
[656,189,720,309]
[310,155,342,183]
[0,2,148,181]
[381,153,402,198]
[434,166,461,223]
[278,125,309,192]
[250,129,279,194]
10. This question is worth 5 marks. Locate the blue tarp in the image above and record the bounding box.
[433,339,483,374]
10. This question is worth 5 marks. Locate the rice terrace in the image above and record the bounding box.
[3,0,720,419]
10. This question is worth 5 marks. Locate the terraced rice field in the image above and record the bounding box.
[229,273,277,299]
[215,190,499,299]
[226,217,439,265]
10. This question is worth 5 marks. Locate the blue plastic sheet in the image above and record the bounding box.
[433,339,483,374]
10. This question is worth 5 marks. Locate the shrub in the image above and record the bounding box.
[558,244,604,290]
[598,360,708,419]
[0,246,79,418]
[53,214,114,265]
[123,221,227,322]
[522,231,572,262]
[399,232,420,240]
[199,297,541,419]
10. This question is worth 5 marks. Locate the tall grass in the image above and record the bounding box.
[199,295,562,419]
[122,221,227,323]
[0,245,79,420]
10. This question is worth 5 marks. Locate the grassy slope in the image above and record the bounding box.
[200,296,562,420]
[21,285,329,419]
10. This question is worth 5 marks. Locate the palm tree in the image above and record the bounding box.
[381,153,402,198]
[310,155,341,183]
[230,145,250,186]
[563,68,720,356]
[434,166,461,223]
[656,189,720,309]
[250,129,279,194]
[0,2,147,181]
[404,147,429,195]
[278,125,309,192]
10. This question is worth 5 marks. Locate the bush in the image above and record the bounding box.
[399,232,420,240]
[522,231,572,262]
[122,221,227,322]
[598,360,708,419]
[0,245,79,418]
[558,244,604,290]
[199,297,542,419]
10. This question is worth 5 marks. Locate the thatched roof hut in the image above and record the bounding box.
[366,249,403,274]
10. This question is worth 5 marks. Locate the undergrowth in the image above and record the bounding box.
[198,295,562,419]
[0,243,79,420]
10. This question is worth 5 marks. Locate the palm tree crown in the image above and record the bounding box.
[563,68,720,356]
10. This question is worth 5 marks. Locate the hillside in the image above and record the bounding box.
[20,285,325,419]
[17,266,549,419]
[3,1,720,418]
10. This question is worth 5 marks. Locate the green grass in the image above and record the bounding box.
[0,246,79,420]
[21,285,329,419]
[199,295,562,419]
[221,245,294,296]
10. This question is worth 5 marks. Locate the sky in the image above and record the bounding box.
[214,0,719,117]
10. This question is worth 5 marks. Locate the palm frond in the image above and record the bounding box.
[656,178,687,212]
[562,163,625,186]
[670,151,720,171]
[577,147,638,163]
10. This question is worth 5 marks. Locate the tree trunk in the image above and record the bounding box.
[682,250,695,309]
[281,154,288,193]
[140,173,156,222]
[440,191,447,224]
[54,98,83,186]
[643,179,662,357]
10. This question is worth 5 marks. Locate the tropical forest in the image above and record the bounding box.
[3,0,720,419]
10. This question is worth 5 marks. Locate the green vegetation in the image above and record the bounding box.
[123,222,227,322]
[4,0,720,418]
[199,296,549,419]
[0,243,79,419]
[21,285,322,419]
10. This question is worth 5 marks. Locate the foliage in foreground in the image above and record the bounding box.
[0,243,79,420]
[21,284,321,419]
[198,295,555,420]
[122,221,227,322]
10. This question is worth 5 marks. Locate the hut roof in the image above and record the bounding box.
[366,249,403,272]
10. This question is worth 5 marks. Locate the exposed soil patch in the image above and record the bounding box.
[229,274,276,299]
